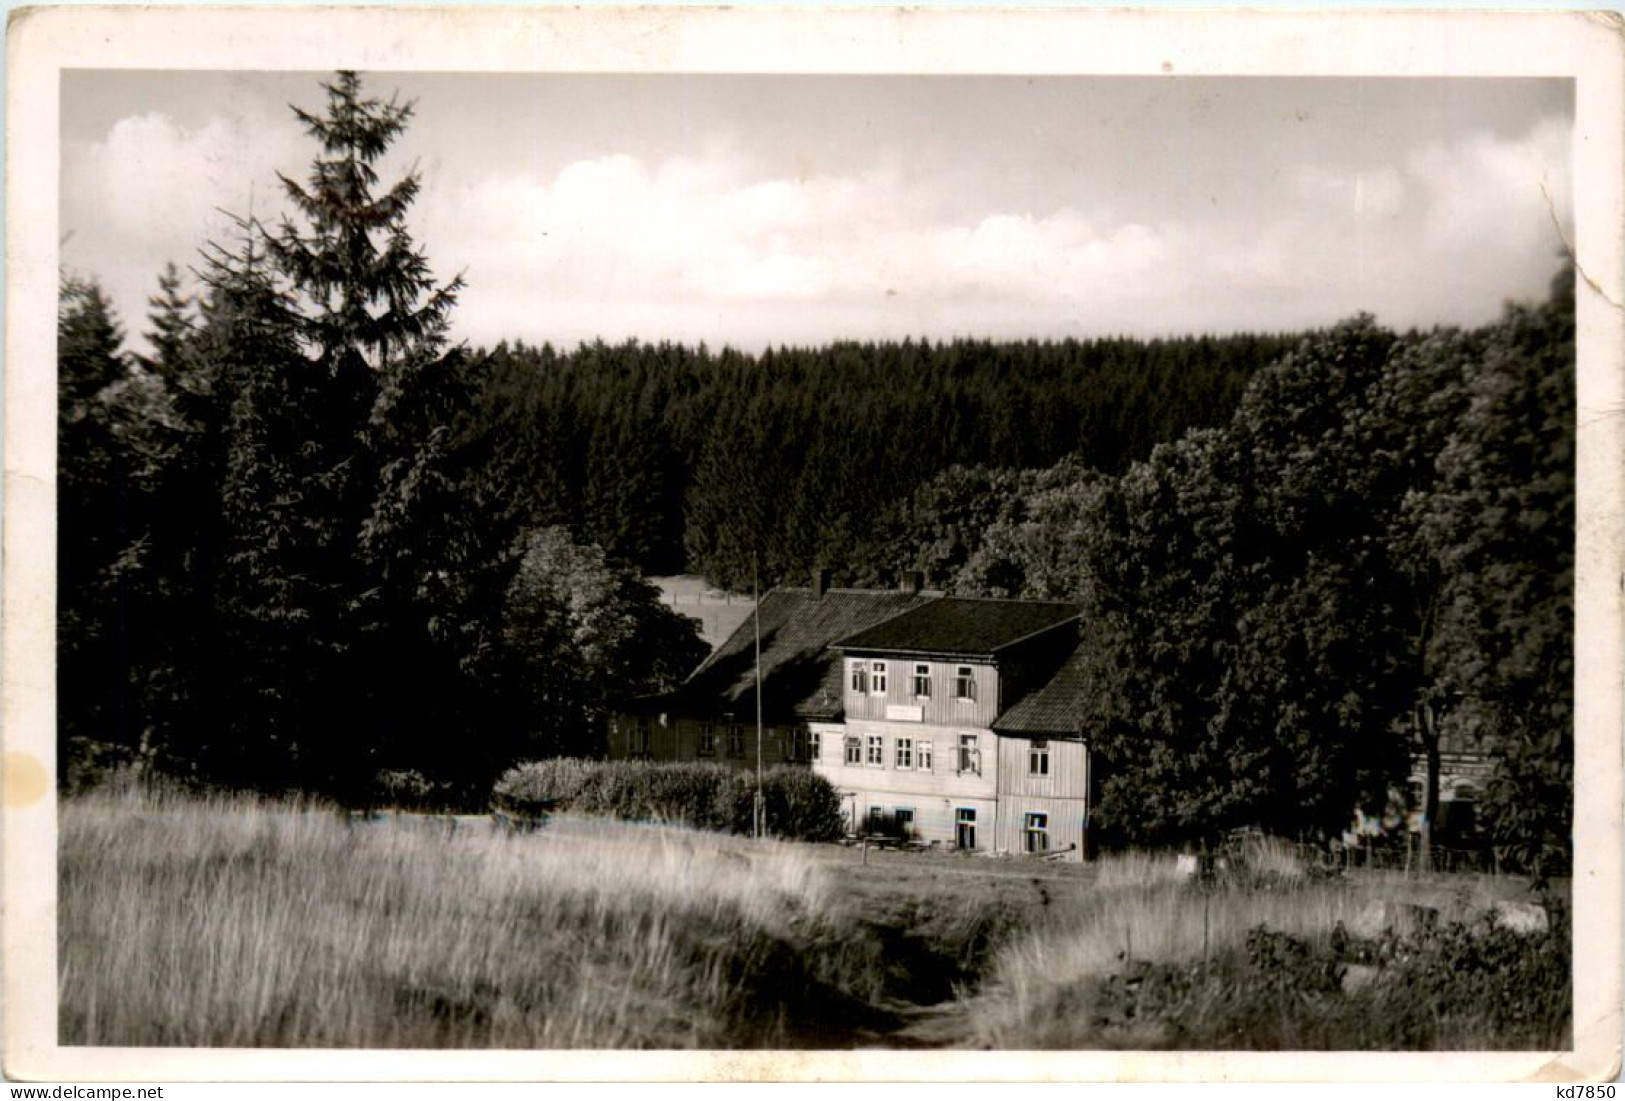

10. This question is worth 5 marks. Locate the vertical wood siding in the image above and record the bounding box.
[606,713,807,767]
[841,657,999,727]
[994,795,1090,861]
[995,736,1088,798]
[813,718,999,802]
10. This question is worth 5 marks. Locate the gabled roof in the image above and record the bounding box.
[992,642,1091,739]
[834,597,1081,659]
[644,587,941,723]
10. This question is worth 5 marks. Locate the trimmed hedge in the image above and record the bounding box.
[492,758,845,842]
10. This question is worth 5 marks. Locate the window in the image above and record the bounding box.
[1024,812,1050,853]
[912,663,931,698]
[790,726,808,762]
[850,662,868,694]
[895,737,914,769]
[1029,739,1050,777]
[866,735,885,767]
[844,735,863,766]
[957,733,980,775]
[955,807,977,850]
[809,728,822,761]
[727,724,744,758]
[917,740,933,772]
[894,808,915,838]
[697,722,716,757]
[955,666,977,701]
[871,661,889,694]
[633,716,651,756]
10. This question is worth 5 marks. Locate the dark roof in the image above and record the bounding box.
[645,587,941,723]
[992,643,1091,739]
[834,597,1081,658]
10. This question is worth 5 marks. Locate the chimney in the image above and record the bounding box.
[812,568,832,600]
[899,570,924,595]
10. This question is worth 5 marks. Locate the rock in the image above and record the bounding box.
[1349,899,1439,939]
[1341,963,1381,994]
[1490,900,1549,935]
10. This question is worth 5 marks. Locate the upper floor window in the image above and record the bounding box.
[912,663,931,698]
[866,734,885,767]
[957,733,980,776]
[697,722,716,757]
[1029,740,1050,777]
[870,661,889,694]
[727,724,744,758]
[955,666,977,701]
[895,737,914,769]
[917,739,933,772]
[845,735,863,766]
[850,662,868,694]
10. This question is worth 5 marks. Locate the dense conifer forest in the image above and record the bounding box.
[474,331,1299,587]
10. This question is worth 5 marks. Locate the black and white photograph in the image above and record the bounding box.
[4,5,1621,1084]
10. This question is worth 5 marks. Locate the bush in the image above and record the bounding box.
[492,759,844,842]
[1078,916,1570,1049]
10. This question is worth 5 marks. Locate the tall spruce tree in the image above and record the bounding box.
[57,276,131,766]
[187,221,354,787]
[264,71,470,797]
[137,261,195,380]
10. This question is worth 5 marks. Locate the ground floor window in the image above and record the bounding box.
[727,725,744,757]
[697,722,716,756]
[865,807,915,840]
[1024,811,1049,853]
[633,717,651,755]
[790,726,808,762]
[956,807,977,850]
[845,735,862,765]
[809,728,821,760]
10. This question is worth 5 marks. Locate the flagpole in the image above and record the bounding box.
[753,556,764,840]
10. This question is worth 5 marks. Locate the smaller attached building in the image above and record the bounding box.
[607,578,939,769]
[990,645,1093,859]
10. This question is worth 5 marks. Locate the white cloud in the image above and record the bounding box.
[61,105,306,343]
[62,103,1573,354]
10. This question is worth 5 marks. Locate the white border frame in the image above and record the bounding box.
[6,6,1622,1083]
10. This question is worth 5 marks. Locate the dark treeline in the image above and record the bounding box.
[475,330,1299,588]
[925,280,1574,876]
[58,72,1572,875]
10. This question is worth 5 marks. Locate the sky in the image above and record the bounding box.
[60,71,1574,354]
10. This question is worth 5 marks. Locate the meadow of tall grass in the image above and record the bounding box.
[961,849,1567,1050]
[60,790,1566,1051]
[59,788,890,1048]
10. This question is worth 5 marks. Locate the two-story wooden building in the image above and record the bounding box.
[609,572,1097,860]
